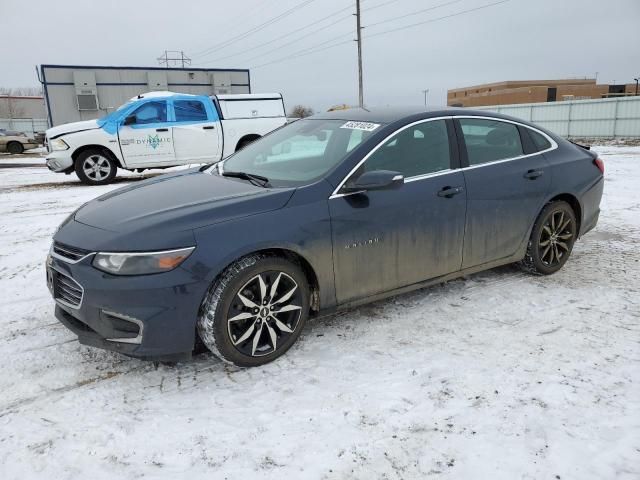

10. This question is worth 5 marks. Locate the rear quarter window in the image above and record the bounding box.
[528,128,552,151]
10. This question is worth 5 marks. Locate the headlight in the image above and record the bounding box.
[49,138,69,151]
[92,247,195,275]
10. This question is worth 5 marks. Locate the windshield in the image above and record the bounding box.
[99,100,134,123]
[217,119,380,187]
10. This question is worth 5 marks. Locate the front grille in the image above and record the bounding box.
[53,241,91,262]
[53,270,84,308]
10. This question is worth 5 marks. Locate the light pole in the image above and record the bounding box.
[635,78,639,96]
[422,89,429,106]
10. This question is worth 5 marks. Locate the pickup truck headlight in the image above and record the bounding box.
[92,247,195,275]
[49,138,70,151]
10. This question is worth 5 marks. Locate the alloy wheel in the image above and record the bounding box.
[82,155,112,181]
[227,271,303,357]
[539,209,575,267]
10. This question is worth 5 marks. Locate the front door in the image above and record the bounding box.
[118,100,176,167]
[455,117,551,268]
[329,119,467,304]
[171,98,222,164]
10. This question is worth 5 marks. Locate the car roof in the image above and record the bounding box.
[309,106,529,125]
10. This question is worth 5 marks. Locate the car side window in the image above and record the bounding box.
[528,128,552,151]
[361,119,451,178]
[174,100,208,122]
[130,101,167,125]
[459,118,524,165]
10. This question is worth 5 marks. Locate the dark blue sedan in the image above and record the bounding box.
[47,107,604,366]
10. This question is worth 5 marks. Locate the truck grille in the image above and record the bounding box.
[53,242,91,262]
[52,270,84,308]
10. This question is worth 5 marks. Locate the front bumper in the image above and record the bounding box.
[46,151,74,172]
[47,248,208,361]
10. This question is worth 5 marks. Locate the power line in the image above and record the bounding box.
[192,0,317,59]
[251,37,354,69]
[197,0,404,66]
[365,0,405,12]
[366,0,465,29]
[197,5,354,65]
[250,0,510,69]
[366,0,510,39]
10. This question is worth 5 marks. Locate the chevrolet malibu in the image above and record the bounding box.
[47,108,604,367]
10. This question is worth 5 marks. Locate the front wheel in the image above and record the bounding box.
[74,149,117,185]
[197,254,309,367]
[521,201,577,275]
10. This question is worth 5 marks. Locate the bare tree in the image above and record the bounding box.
[0,86,43,96]
[288,105,314,118]
[0,87,41,118]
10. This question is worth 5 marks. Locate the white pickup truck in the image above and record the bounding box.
[45,91,287,185]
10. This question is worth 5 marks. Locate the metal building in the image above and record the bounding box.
[39,64,251,127]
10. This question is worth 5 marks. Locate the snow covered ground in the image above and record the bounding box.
[0,148,638,479]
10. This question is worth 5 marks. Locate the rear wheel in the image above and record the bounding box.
[6,141,24,154]
[521,201,577,275]
[74,149,117,185]
[197,254,309,367]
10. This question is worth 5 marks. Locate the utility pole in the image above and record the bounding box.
[635,77,639,96]
[355,0,364,108]
[422,89,429,106]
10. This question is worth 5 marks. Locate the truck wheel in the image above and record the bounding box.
[197,253,309,367]
[7,141,24,154]
[75,149,117,185]
[235,135,260,152]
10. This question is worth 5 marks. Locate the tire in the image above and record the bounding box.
[6,141,24,154]
[197,254,310,367]
[74,149,117,185]
[521,200,577,275]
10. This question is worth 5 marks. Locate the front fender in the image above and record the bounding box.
[191,193,336,310]
[62,129,124,166]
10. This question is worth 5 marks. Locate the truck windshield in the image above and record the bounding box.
[216,119,378,187]
[98,101,134,123]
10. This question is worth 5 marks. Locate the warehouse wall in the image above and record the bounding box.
[479,96,640,138]
[41,65,251,126]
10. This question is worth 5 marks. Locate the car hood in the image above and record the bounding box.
[73,169,295,236]
[46,119,100,139]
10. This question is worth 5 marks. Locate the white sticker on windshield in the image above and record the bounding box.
[340,121,381,132]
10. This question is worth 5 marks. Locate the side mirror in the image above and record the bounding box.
[123,115,136,126]
[342,170,404,193]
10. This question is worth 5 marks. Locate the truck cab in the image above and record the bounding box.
[45,91,286,185]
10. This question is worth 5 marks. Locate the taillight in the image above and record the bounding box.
[594,157,604,174]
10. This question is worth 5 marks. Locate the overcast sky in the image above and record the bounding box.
[1,0,639,111]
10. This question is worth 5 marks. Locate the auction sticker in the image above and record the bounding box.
[340,121,381,132]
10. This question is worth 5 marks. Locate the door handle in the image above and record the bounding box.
[156,128,169,132]
[437,186,464,198]
[202,126,215,130]
[524,169,544,179]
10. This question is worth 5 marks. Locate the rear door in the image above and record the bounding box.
[329,118,467,304]
[455,117,551,268]
[118,100,176,166]
[171,98,222,163]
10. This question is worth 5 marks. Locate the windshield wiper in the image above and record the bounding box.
[222,170,270,188]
